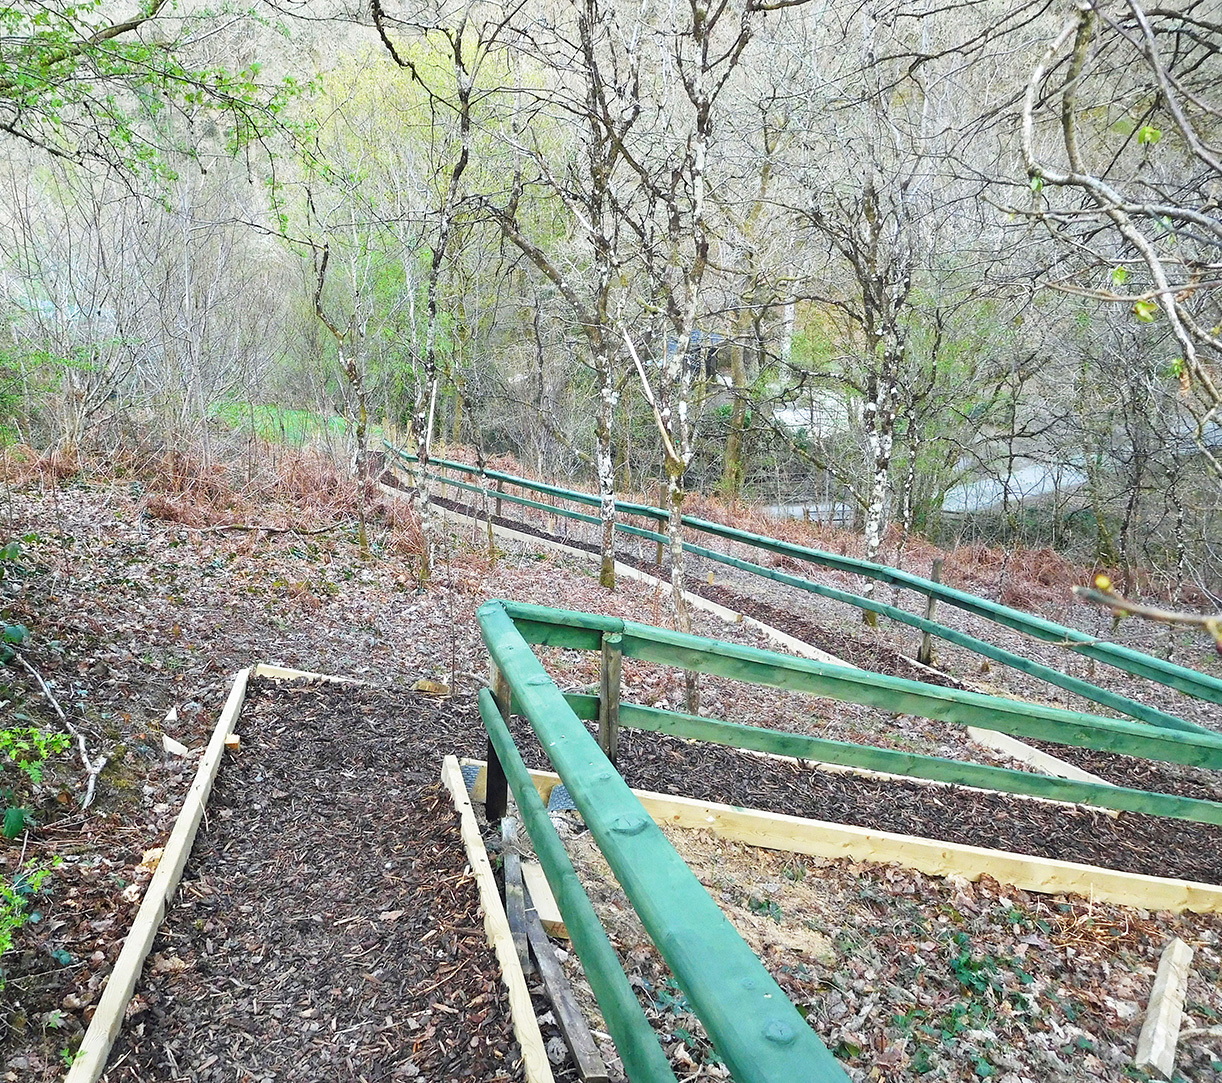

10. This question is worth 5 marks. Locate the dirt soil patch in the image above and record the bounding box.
[103,677,522,1082]
[5,472,1222,1082]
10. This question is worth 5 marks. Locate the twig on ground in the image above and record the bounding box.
[15,652,108,809]
[191,522,347,535]
[1180,1026,1222,1041]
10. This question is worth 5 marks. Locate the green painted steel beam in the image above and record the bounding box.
[390,459,608,529]
[388,446,669,522]
[505,601,620,651]
[681,515,1222,706]
[498,601,1222,769]
[678,539,1206,735]
[563,694,1222,826]
[617,621,1222,768]
[477,690,679,1083]
[389,455,670,545]
[409,451,1198,733]
[477,601,852,1083]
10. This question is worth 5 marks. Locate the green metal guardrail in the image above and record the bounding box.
[386,445,1222,718]
[560,694,1222,825]
[476,598,1222,1081]
[478,601,852,1083]
[477,688,680,1083]
[499,600,1222,774]
[390,451,1203,734]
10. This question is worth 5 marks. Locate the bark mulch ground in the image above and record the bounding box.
[604,727,1222,886]
[103,677,523,1083]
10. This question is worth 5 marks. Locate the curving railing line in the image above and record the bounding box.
[386,445,1222,725]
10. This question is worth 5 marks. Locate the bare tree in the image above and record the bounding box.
[1022,0,1222,483]
[474,0,652,589]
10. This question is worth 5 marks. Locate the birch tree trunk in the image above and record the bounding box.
[594,343,618,588]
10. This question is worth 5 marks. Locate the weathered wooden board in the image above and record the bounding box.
[1135,937,1194,1079]
[464,761,1222,915]
[522,859,569,939]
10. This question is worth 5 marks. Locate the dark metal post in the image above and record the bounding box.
[655,484,665,565]
[486,663,511,821]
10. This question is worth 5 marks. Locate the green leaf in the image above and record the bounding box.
[2,807,27,839]
[51,949,71,966]
[1029,174,1044,193]
[1111,266,1128,286]
[2,624,28,645]
[1133,300,1159,323]
[1137,125,1162,145]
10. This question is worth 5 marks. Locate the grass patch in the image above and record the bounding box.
[211,402,349,446]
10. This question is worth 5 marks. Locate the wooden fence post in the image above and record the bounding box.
[599,632,623,766]
[495,477,504,519]
[917,558,943,667]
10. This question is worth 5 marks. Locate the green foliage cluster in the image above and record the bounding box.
[0,341,109,446]
[1,536,32,662]
[0,0,301,177]
[885,922,1042,1077]
[0,535,69,984]
[2,538,68,833]
[0,859,60,988]
[211,401,348,447]
[640,975,725,1068]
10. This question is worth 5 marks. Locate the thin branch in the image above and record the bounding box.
[15,653,108,810]
[622,327,681,465]
[1072,585,1222,645]
[188,522,348,535]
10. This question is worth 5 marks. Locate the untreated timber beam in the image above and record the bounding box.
[464,761,1222,916]
[441,758,553,1083]
[65,669,252,1083]
[1135,937,1194,1079]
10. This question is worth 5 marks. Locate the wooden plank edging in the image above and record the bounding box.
[66,667,252,1083]
[967,726,1114,787]
[253,663,363,683]
[440,756,553,1083]
[463,762,1222,915]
